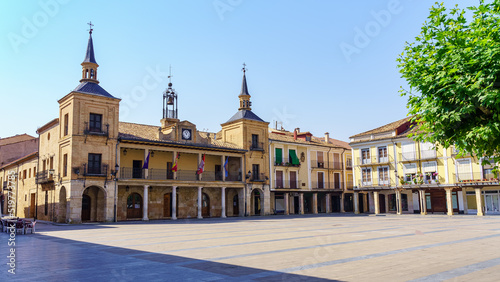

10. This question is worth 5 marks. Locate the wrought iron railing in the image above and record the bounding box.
[455,172,499,183]
[274,180,302,189]
[83,163,108,177]
[250,142,265,151]
[35,170,53,184]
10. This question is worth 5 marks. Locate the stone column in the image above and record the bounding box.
[284,193,289,215]
[142,185,149,221]
[198,186,203,219]
[172,186,177,220]
[396,189,403,215]
[475,188,483,216]
[374,191,380,215]
[221,187,226,218]
[340,193,345,213]
[446,188,453,216]
[354,192,359,214]
[420,190,427,215]
[325,193,331,213]
[462,188,469,215]
[313,193,318,214]
[299,193,304,215]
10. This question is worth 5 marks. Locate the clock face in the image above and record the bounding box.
[182,129,191,140]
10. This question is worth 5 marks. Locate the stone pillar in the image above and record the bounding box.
[374,191,380,215]
[221,187,226,218]
[354,192,359,214]
[340,193,345,213]
[299,193,304,215]
[475,188,483,216]
[396,189,403,215]
[284,193,289,215]
[198,186,203,219]
[420,190,427,215]
[142,185,149,221]
[462,188,469,215]
[313,193,318,214]
[325,193,331,213]
[446,188,453,216]
[172,186,177,220]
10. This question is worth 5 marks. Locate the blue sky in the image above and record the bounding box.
[0,0,482,142]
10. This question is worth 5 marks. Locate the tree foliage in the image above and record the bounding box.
[398,0,500,164]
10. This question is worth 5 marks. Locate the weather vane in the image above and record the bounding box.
[242,63,247,73]
[87,21,94,34]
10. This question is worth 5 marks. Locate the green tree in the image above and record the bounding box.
[398,1,500,167]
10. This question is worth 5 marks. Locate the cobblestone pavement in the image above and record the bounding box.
[2,214,500,281]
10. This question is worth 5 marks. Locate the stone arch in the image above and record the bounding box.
[58,186,67,223]
[82,186,107,222]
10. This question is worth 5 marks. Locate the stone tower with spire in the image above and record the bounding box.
[220,65,271,216]
[53,23,121,223]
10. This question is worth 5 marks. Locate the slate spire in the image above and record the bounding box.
[238,64,251,110]
[83,21,97,64]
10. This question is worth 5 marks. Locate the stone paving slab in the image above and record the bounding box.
[1,214,500,281]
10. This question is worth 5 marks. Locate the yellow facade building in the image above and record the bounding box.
[269,128,353,215]
[350,117,499,215]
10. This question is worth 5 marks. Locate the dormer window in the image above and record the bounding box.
[89,113,102,133]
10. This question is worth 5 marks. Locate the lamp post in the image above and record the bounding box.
[111,163,119,222]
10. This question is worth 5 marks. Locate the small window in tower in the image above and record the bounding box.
[90,69,94,79]
[89,113,102,133]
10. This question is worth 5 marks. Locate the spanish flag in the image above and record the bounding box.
[196,154,205,175]
[172,153,180,172]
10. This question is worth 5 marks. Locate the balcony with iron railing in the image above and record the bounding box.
[357,177,392,188]
[119,167,242,182]
[311,161,326,169]
[83,163,108,177]
[274,180,302,189]
[250,173,267,182]
[329,161,343,170]
[455,172,499,184]
[250,142,265,151]
[358,155,393,166]
[274,158,301,167]
[399,152,418,162]
[84,122,109,137]
[36,170,54,184]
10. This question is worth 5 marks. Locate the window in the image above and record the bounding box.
[378,146,388,163]
[362,168,372,186]
[34,166,36,176]
[333,153,340,169]
[378,167,389,185]
[23,170,27,179]
[275,170,284,188]
[29,168,31,178]
[388,193,408,211]
[484,168,497,180]
[89,113,102,133]
[361,148,370,164]
[64,113,69,136]
[401,143,416,161]
[403,163,417,182]
[49,157,54,170]
[289,171,297,189]
[252,164,260,181]
[44,191,48,215]
[333,173,341,189]
[87,154,102,175]
[275,148,283,165]
[423,161,437,183]
[420,142,436,159]
[317,152,324,168]
[63,154,68,177]
[289,149,300,165]
[317,171,324,188]
[251,134,259,149]
[346,158,352,168]
[457,159,472,181]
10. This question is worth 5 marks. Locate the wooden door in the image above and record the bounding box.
[290,171,297,189]
[133,160,142,179]
[81,195,91,221]
[30,193,36,218]
[202,193,210,217]
[276,171,284,188]
[127,193,143,219]
[164,194,171,217]
[431,190,446,213]
[379,194,386,213]
[233,195,239,216]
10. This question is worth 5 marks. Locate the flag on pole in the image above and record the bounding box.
[224,157,229,177]
[142,152,150,169]
[172,153,180,172]
[197,154,205,175]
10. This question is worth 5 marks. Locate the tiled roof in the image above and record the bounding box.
[349,116,413,138]
[73,82,117,99]
[225,110,265,123]
[83,34,97,64]
[269,130,350,149]
[0,134,36,146]
[118,122,244,150]
[0,151,38,170]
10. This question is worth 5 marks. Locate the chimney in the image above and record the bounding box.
[324,132,329,143]
[294,128,298,141]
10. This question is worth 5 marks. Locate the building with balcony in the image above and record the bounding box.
[350,117,499,216]
[269,128,352,215]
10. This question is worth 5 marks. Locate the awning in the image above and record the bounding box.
[289,150,300,165]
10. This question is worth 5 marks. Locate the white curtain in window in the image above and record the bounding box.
[404,163,417,174]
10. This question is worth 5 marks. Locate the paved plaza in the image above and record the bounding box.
[2,214,500,281]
